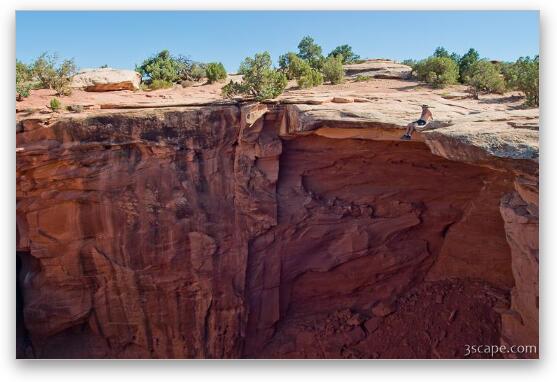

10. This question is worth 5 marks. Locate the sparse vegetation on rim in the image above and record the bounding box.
[16,60,32,100]
[413,56,460,88]
[328,44,361,64]
[322,55,345,84]
[465,60,506,99]
[31,52,77,96]
[205,62,227,84]
[15,42,538,107]
[49,97,61,111]
[502,56,539,107]
[136,49,208,89]
[222,51,287,101]
[404,46,539,105]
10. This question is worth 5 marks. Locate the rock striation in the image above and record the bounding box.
[343,59,412,80]
[16,97,538,358]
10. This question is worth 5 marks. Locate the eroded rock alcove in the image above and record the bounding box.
[16,103,539,358]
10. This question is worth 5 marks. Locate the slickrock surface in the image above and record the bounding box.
[343,59,412,79]
[16,77,538,358]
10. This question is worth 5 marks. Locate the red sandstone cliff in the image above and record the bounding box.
[16,91,539,359]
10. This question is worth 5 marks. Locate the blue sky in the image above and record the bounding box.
[16,11,539,72]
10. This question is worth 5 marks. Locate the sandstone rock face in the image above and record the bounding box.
[72,68,142,91]
[499,183,539,357]
[16,103,538,359]
[344,59,412,80]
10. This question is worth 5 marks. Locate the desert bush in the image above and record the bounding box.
[328,45,360,64]
[278,52,322,88]
[205,62,227,83]
[465,60,506,99]
[414,57,459,88]
[354,75,373,82]
[136,50,194,83]
[297,36,324,70]
[16,60,32,83]
[433,47,460,63]
[298,68,323,89]
[433,47,451,58]
[148,79,174,90]
[50,59,77,95]
[321,55,345,84]
[31,53,77,95]
[278,52,293,75]
[458,48,480,82]
[16,81,32,100]
[221,52,287,101]
[49,97,61,111]
[32,53,57,88]
[279,52,307,80]
[189,63,207,81]
[66,104,84,113]
[16,60,33,100]
[503,56,539,107]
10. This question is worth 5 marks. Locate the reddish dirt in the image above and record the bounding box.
[257,279,508,359]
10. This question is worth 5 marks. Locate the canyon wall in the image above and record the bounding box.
[16,104,539,358]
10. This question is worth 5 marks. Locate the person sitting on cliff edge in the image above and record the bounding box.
[401,104,433,140]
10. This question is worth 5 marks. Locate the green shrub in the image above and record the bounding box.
[50,97,61,111]
[449,52,462,65]
[279,52,308,80]
[221,81,245,99]
[16,60,33,100]
[278,52,294,75]
[32,53,57,88]
[297,36,324,70]
[328,45,360,64]
[31,52,77,95]
[16,82,32,100]
[414,57,459,88]
[51,59,77,95]
[136,50,192,83]
[322,55,345,84]
[222,52,287,101]
[298,68,323,89]
[16,81,32,98]
[433,47,451,58]
[277,52,322,89]
[458,48,480,82]
[354,75,373,82]
[16,60,32,83]
[149,79,174,90]
[465,60,505,99]
[503,56,539,107]
[189,63,207,81]
[205,62,227,84]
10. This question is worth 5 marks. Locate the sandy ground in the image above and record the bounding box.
[16,75,527,114]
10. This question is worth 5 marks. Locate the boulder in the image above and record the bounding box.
[71,68,141,91]
[331,96,354,103]
[344,59,412,80]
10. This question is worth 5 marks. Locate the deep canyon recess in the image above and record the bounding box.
[16,104,539,358]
